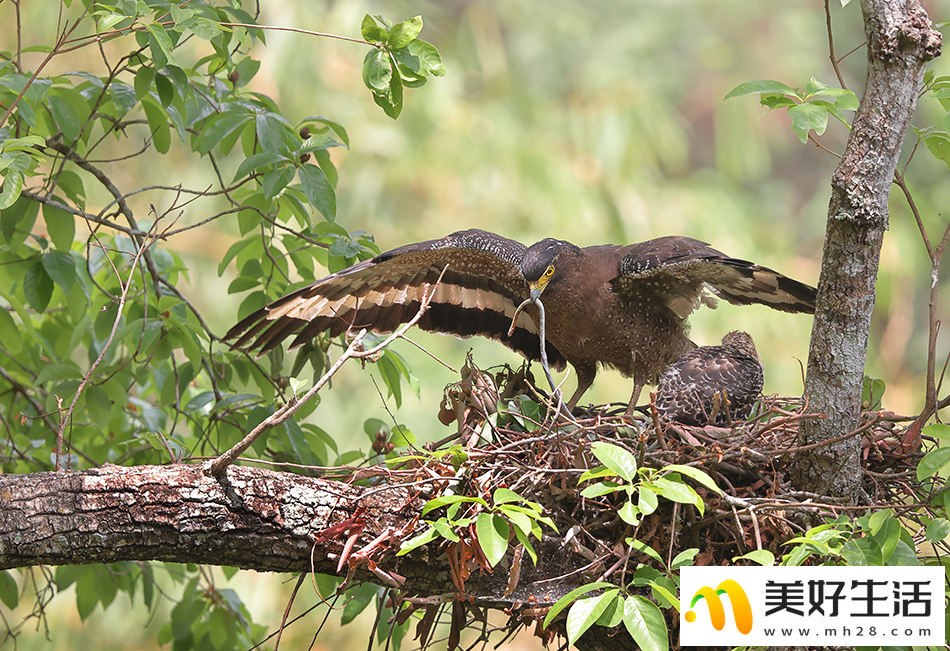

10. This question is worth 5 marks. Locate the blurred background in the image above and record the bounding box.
[204,0,949,442]
[8,0,950,649]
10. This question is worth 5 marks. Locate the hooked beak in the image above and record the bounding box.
[529,277,549,302]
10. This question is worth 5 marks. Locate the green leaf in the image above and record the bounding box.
[146,23,174,69]
[198,111,254,155]
[374,62,403,118]
[431,519,460,542]
[918,446,950,481]
[733,549,775,566]
[421,494,486,515]
[56,170,85,209]
[651,476,700,506]
[833,90,859,111]
[95,568,118,608]
[578,466,618,483]
[42,250,77,294]
[618,500,641,525]
[24,259,54,312]
[0,570,18,609]
[48,94,82,142]
[923,423,950,440]
[134,67,155,100]
[360,14,389,42]
[922,131,950,168]
[649,581,679,610]
[627,538,663,564]
[840,536,883,567]
[501,509,534,538]
[0,305,22,354]
[493,487,525,505]
[598,597,625,628]
[759,93,797,110]
[388,16,423,49]
[589,442,637,482]
[154,73,175,107]
[298,163,336,221]
[142,99,171,154]
[542,582,615,629]
[43,202,75,250]
[233,152,287,181]
[261,166,295,200]
[191,17,222,41]
[233,57,261,88]
[377,353,403,406]
[34,362,82,386]
[724,79,797,100]
[872,517,901,563]
[788,102,829,143]
[475,512,509,568]
[389,424,415,447]
[566,590,619,646]
[0,169,23,209]
[622,595,669,651]
[341,582,376,625]
[362,49,392,93]
[396,526,438,555]
[638,486,659,514]
[75,569,99,621]
[579,481,622,498]
[255,112,293,155]
[670,548,699,569]
[393,39,446,76]
[925,518,950,543]
[170,592,205,640]
[884,539,919,566]
[862,375,887,410]
[661,464,722,494]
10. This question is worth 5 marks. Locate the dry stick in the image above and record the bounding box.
[824,0,848,89]
[274,573,307,651]
[208,268,448,476]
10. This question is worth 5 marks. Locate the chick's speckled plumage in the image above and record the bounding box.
[654,330,764,426]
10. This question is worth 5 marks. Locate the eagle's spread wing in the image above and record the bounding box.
[655,331,764,426]
[225,229,567,368]
[614,236,816,318]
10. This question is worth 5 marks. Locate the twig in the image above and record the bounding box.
[55,218,171,468]
[218,22,377,46]
[824,0,848,88]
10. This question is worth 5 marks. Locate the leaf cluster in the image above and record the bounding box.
[359,15,447,119]
[579,442,722,525]
[724,77,858,143]
[399,486,557,568]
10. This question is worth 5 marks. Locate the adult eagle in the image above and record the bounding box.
[226,229,815,413]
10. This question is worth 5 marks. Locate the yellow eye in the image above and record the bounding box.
[544,265,555,278]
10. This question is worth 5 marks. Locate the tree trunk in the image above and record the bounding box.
[795,0,941,498]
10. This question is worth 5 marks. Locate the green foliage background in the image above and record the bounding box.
[2,1,949,649]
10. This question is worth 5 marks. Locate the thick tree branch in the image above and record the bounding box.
[0,464,583,614]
